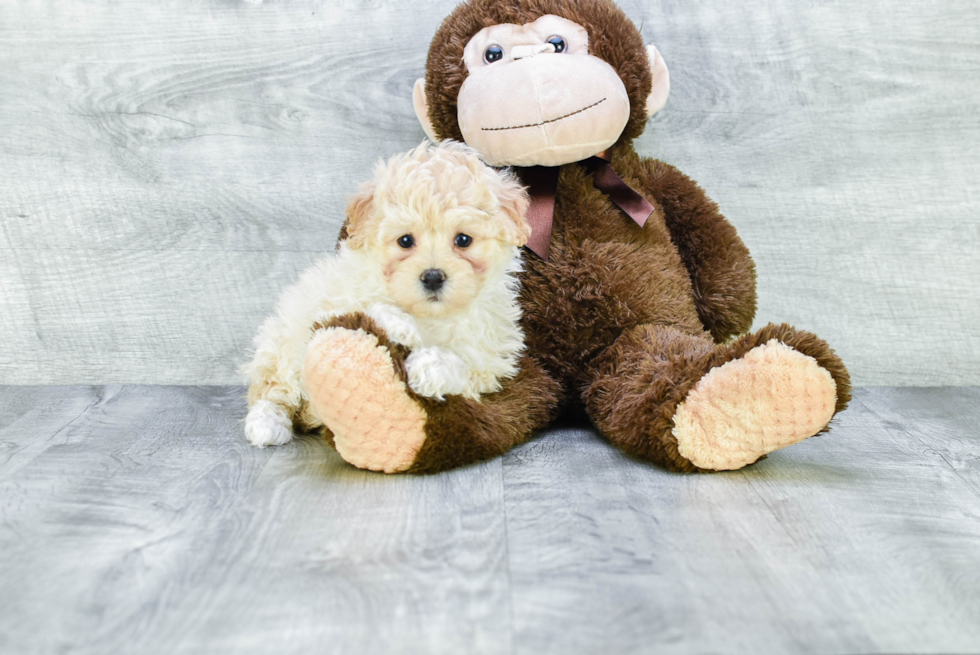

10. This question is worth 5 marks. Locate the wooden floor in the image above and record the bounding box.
[1,386,978,654]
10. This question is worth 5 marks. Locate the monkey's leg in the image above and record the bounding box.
[303,313,561,474]
[583,323,851,472]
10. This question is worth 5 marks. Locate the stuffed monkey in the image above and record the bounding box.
[302,0,850,474]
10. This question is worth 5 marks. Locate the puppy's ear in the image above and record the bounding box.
[343,182,377,250]
[494,177,532,247]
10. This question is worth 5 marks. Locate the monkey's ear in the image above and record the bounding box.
[645,45,671,116]
[413,79,439,142]
[343,183,377,250]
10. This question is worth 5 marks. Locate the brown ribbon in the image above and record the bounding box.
[516,150,655,260]
[519,166,559,261]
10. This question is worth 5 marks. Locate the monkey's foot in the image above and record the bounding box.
[672,339,837,471]
[303,327,426,473]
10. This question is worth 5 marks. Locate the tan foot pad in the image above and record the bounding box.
[672,339,837,471]
[303,328,426,473]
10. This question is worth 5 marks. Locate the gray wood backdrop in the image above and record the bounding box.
[1,0,978,386]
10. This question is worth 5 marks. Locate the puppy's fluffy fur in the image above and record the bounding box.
[241,141,531,447]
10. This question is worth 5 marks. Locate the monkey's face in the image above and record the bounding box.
[456,15,629,167]
[414,4,671,168]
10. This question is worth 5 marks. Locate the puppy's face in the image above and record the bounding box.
[374,209,514,317]
[345,143,530,318]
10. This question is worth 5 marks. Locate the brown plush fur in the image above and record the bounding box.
[407,356,562,474]
[312,312,562,472]
[585,323,851,472]
[633,155,758,343]
[320,0,850,473]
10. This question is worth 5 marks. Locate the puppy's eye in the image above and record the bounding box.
[397,235,415,249]
[484,45,503,63]
[454,233,473,248]
[547,36,566,53]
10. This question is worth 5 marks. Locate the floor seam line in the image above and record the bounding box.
[500,456,517,655]
[855,393,980,499]
[0,386,105,481]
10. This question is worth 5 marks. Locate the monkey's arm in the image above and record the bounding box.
[636,158,757,342]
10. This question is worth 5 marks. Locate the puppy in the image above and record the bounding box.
[241,141,531,447]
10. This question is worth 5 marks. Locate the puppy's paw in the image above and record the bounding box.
[405,347,470,400]
[244,400,294,447]
[367,303,423,349]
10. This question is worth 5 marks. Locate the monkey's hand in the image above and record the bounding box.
[366,303,424,350]
[405,347,470,401]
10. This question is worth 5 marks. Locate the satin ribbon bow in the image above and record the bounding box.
[516,150,656,260]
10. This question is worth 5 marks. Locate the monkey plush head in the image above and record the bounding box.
[413,0,670,167]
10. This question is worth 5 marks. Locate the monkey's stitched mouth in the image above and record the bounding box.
[481,97,607,131]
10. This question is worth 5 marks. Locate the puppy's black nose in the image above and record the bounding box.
[421,268,446,292]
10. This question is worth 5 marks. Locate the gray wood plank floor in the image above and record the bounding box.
[1,386,978,654]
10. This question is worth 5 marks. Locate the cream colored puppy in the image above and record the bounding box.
[241,141,531,448]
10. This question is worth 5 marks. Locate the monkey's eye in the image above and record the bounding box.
[547,35,566,53]
[397,234,415,249]
[484,44,503,63]
[454,233,473,248]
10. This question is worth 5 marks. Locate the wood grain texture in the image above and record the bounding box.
[501,388,980,654]
[1,0,979,384]
[0,385,978,654]
[0,385,511,655]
